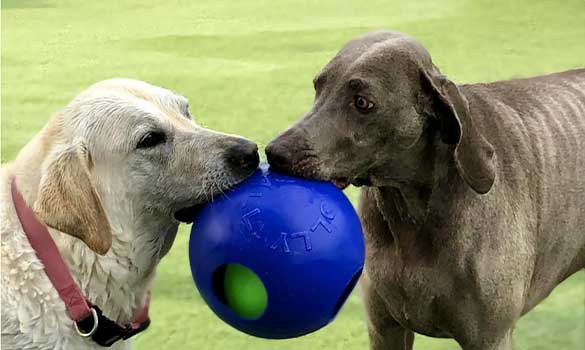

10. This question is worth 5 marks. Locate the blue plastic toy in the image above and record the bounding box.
[189,164,364,339]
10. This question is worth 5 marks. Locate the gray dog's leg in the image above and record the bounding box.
[362,274,414,350]
[359,188,414,350]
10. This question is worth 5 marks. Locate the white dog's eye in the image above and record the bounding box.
[353,95,375,113]
[137,131,166,149]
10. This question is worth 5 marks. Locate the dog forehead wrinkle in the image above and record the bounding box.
[350,37,421,72]
[124,91,197,132]
[89,77,190,119]
[70,99,160,152]
[90,78,180,105]
[107,94,191,134]
[165,111,198,132]
[325,38,405,92]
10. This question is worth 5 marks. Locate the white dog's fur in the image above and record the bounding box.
[1,79,257,349]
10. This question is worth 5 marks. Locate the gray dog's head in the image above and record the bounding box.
[266,30,495,193]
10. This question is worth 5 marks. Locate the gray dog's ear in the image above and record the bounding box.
[421,68,496,194]
[34,139,112,254]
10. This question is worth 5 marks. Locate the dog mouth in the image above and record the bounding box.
[173,203,206,224]
[331,176,372,190]
[173,174,257,224]
[331,178,351,190]
[352,177,373,187]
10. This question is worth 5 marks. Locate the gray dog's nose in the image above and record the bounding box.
[225,140,259,174]
[265,141,292,173]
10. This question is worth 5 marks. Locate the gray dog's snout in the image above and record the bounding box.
[265,140,292,173]
[225,140,260,174]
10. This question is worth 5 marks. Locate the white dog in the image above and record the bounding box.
[1,79,259,349]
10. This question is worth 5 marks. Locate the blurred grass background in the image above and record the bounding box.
[2,0,584,349]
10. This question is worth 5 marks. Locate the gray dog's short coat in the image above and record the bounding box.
[266,30,585,350]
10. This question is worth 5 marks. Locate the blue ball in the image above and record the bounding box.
[189,165,365,339]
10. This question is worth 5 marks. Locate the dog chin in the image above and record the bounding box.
[330,175,373,190]
[351,177,373,187]
[173,174,256,223]
[173,203,206,223]
[331,178,351,190]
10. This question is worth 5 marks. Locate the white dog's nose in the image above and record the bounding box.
[225,140,259,174]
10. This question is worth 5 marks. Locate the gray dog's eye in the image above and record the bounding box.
[137,131,166,149]
[353,95,375,113]
[313,75,327,91]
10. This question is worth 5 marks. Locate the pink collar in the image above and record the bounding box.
[11,179,151,347]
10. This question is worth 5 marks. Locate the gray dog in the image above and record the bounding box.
[266,30,585,350]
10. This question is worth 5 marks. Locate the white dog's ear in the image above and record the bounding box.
[34,139,112,255]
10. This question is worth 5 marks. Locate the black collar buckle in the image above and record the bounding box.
[75,305,151,347]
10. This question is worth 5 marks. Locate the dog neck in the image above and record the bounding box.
[377,184,431,224]
[51,230,154,324]
[10,138,154,324]
[372,142,459,260]
[372,138,439,226]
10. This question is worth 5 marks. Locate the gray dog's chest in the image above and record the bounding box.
[366,256,454,338]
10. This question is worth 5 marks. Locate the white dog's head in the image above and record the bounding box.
[30,78,258,271]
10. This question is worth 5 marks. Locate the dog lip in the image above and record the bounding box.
[351,177,373,187]
[173,203,206,223]
[173,176,254,223]
[331,178,350,190]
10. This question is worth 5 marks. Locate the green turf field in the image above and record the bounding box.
[2,0,584,349]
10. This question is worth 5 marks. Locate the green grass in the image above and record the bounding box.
[2,0,584,349]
